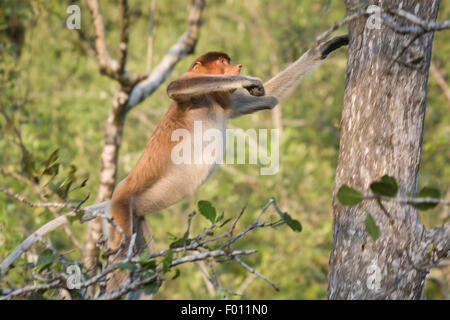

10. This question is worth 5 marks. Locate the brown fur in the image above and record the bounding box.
[189,51,231,71]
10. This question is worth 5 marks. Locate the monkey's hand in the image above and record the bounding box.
[243,77,265,96]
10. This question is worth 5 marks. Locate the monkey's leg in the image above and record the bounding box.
[106,186,134,292]
[229,92,279,118]
[124,217,156,300]
[137,217,156,254]
[108,187,133,250]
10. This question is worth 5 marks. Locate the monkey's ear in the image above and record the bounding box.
[191,61,202,72]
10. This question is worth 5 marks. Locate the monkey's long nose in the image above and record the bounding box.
[229,64,242,75]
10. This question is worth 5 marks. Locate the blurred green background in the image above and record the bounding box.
[0,0,448,299]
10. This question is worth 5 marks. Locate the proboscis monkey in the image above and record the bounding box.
[106,35,348,290]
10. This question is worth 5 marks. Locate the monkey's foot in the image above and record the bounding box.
[245,84,265,96]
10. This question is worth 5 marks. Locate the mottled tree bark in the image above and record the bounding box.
[328,0,449,299]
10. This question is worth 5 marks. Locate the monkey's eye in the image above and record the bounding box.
[220,58,226,64]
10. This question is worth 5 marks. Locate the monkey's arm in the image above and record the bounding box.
[264,35,348,103]
[167,74,265,101]
[229,92,278,118]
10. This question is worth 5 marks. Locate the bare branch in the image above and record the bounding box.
[430,62,450,105]
[117,0,130,74]
[127,0,205,110]
[0,201,109,275]
[86,0,117,77]
[315,7,450,46]
[315,10,366,44]
[429,222,450,263]
[2,280,62,300]
[206,261,227,299]
[0,188,76,210]
[0,215,70,275]
[234,256,279,292]
[0,185,84,250]
[363,194,450,206]
[147,0,157,72]
[385,8,450,34]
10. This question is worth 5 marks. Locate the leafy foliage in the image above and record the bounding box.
[197,200,217,223]
[365,212,380,241]
[411,187,441,210]
[370,175,398,198]
[337,185,364,205]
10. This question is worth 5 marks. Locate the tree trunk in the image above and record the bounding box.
[84,89,129,272]
[328,0,443,299]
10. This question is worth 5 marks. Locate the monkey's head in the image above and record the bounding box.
[188,51,242,75]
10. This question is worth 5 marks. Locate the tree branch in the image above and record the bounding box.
[117,0,129,75]
[429,222,450,263]
[147,0,157,72]
[430,62,450,105]
[0,201,109,275]
[86,0,117,78]
[126,0,205,110]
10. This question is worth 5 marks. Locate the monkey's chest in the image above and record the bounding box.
[134,111,227,215]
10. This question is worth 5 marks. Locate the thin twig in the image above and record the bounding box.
[234,256,279,292]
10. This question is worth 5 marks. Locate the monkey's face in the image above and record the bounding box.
[211,57,242,75]
[190,55,242,75]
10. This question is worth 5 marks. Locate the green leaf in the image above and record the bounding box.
[410,187,441,210]
[141,260,157,271]
[116,262,137,271]
[36,249,57,272]
[42,149,59,169]
[169,231,190,249]
[337,185,364,206]
[61,165,77,188]
[143,279,161,295]
[365,212,380,241]
[198,200,217,223]
[370,175,398,197]
[321,0,332,16]
[79,178,88,188]
[162,249,173,274]
[280,212,302,232]
[70,177,89,192]
[22,149,38,178]
[54,165,78,200]
[219,218,232,228]
[215,212,224,223]
[139,249,151,262]
[171,269,181,280]
[41,162,59,177]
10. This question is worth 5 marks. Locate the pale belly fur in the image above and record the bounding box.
[133,107,227,216]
